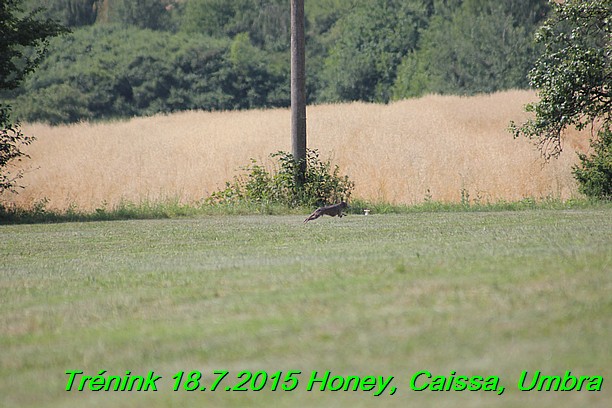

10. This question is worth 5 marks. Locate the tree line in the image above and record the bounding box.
[2,0,550,124]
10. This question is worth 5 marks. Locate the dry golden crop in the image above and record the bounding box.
[1,90,586,211]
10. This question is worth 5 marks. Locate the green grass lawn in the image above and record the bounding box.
[1,209,610,407]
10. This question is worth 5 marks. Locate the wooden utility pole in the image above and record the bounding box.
[291,0,306,185]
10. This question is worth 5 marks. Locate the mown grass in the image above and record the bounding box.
[1,209,611,407]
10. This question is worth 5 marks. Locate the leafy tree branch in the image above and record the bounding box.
[511,0,612,160]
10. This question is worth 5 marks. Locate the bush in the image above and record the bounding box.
[573,128,612,200]
[208,149,354,208]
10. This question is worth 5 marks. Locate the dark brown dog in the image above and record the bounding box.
[304,202,348,223]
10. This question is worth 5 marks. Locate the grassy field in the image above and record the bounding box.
[1,209,610,407]
[1,91,588,211]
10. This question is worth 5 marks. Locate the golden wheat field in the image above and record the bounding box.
[1,90,588,211]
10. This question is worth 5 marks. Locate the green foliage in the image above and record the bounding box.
[0,0,67,193]
[23,0,101,27]
[208,149,354,208]
[182,0,239,37]
[22,1,183,29]
[0,0,69,90]
[318,0,427,103]
[226,33,289,109]
[4,0,558,122]
[393,0,548,99]
[113,0,171,30]
[8,25,289,123]
[573,128,612,199]
[511,0,612,159]
[305,0,357,36]
[182,0,289,51]
[0,105,35,194]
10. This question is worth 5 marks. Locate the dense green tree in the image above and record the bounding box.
[0,0,67,193]
[22,0,100,27]
[225,32,289,109]
[304,0,357,36]
[182,0,289,51]
[318,0,427,103]
[461,0,548,25]
[182,0,234,37]
[512,0,611,159]
[9,25,289,123]
[573,129,612,199]
[113,0,172,31]
[393,0,549,98]
[1,0,69,90]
